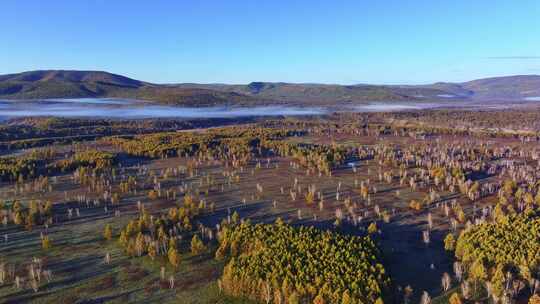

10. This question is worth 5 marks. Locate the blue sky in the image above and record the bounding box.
[1,0,539,84]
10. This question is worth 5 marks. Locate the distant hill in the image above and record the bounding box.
[0,70,259,106]
[460,75,540,100]
[0,70,539,105]
[175,82,453,103]
[175,75,540,103]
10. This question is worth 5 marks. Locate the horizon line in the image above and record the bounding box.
[2,69,540,87]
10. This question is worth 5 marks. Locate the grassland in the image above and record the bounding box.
[1,108,540,303]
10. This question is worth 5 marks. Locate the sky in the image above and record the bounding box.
[1,0,539,84]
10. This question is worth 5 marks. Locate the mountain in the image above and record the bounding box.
[0,70,260,106]
[0,70,539,105]
[174,75,540,103]
[0,70,145,98]
[175,82,455,103]
[460,75,540,100]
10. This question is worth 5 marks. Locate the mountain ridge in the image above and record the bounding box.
[0,70,539,105]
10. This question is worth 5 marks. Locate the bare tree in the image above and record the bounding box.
[441,272,451,292]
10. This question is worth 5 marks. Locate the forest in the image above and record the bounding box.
[1,108,540,303]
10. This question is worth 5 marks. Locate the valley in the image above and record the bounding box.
[1,108,540,303]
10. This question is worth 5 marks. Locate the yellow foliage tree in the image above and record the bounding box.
[444,233,455,251]
[449,293,462,304]
[42,236,51,250]
[191,234,207,255]
[168,247,180,270]
[103,224,113,241]
[368,222,378,234]
[529,294,540,304]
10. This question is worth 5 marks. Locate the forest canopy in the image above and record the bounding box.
[217,220,389,303]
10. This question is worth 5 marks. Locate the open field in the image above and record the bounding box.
[1,108,540,303]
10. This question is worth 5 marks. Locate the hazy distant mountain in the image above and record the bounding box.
[460,75,540,100]
[0,70,539,105]
[184,83,436,103]
[163,75,540,103]
[0,70,259,106]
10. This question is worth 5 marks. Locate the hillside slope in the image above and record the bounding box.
[461,75,540,99]
[177,82,456,103]
[0,70,260,106]
[1,70,539,105]
[178,75,540,103]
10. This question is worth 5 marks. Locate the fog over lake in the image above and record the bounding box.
[0,98,536,119]
[0,99,328,119]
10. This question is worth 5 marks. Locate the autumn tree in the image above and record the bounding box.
[469,259,487,294]
[444,233,455,252]
[103,224,113,241]
[448,293,462,304]
[190,234,206,255]
[168,247,180,270]
[41,236,51,250]
[529,294,540,304]
[313,294,325,304]
[368,222,378,234]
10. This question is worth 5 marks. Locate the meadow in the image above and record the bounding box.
[1,108,540,303]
